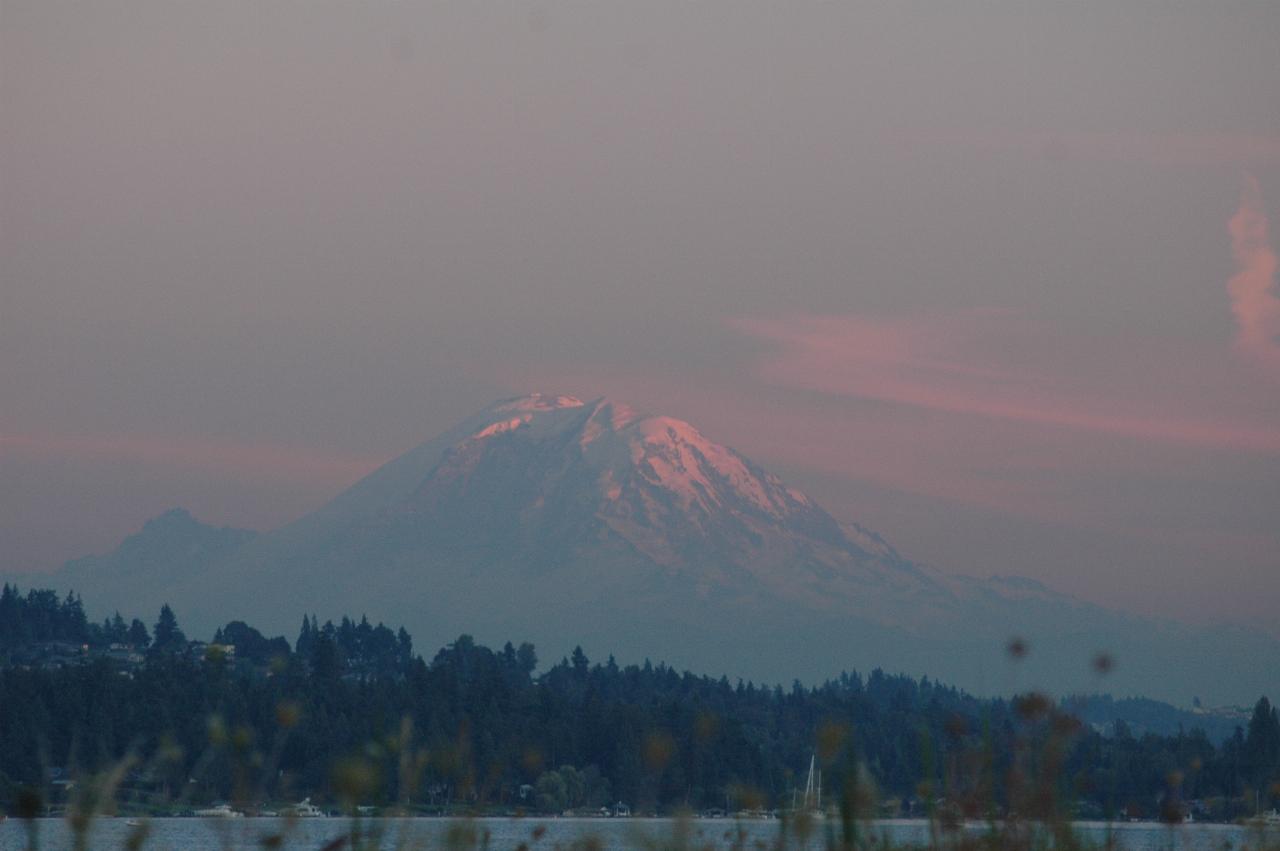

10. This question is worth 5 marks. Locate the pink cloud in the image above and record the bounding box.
[1227,175,1280,370]
[728,311,1280,456]
[0,431,383,486]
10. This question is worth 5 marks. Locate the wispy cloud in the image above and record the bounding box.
[1228,175,1280,370]
[729,310,1280,455]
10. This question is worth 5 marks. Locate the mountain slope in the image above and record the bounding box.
[56,509,257,616]
[24,394,1280,705]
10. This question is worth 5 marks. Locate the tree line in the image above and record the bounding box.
[0,584,1277,820]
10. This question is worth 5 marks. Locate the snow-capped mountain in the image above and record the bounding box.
[28,394,1280,704]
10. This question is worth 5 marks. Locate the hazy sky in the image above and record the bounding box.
[3,2,1278,632]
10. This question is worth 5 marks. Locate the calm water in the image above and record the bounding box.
[0,816,1274,851]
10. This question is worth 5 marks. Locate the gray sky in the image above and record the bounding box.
[3,1,1279,632]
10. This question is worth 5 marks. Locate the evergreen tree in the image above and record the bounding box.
[151,604,186,652]
[127,618,150,648]
[516,642,538,676]
[296,615,315,659]
[397,626,413,665]
[1245,696,1280,795]
[310,629,341,679]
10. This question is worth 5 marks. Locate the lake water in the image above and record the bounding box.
[0,816,1275,851]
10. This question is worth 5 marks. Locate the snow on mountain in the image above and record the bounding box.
[375,395,919,611]
[26,393,1280,705]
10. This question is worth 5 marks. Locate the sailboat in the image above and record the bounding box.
[792,754,824,819]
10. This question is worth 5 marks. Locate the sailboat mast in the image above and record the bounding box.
[801,754,821,810]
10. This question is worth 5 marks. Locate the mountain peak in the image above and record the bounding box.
[143,507,200,531]
[489,393,585,414]
[454,395,806,522]
[620,413,797,517]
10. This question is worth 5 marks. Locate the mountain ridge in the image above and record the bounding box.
[13,393,1278,705]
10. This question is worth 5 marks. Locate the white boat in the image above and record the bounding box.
[289,798,326,818]
[1261,809,1280,826]
[791,754,824,819]
[194,803,244,818]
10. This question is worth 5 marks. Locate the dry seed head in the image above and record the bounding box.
[1015,692,1051,721]
[695,710,720,742]
[275,701,301,728]
[643,731,676,771]
[816,720,850,763]
[232,726,252,751]
[945,714,969,740]
[206,714,228,745]
[332,755,378,803]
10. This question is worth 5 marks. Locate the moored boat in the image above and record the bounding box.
[790,754,825,819]
[288,798,326,818]
[194,803,244,818]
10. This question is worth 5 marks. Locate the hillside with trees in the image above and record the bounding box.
[0,585,1277,822]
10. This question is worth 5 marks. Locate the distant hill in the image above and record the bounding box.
[15,393,1280,705]
[1067,694,1252,744]
[60,508,257,605]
